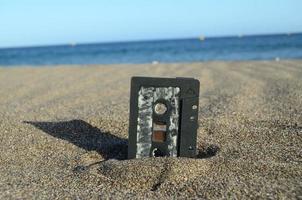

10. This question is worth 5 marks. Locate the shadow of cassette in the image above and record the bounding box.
[24,119,128,160]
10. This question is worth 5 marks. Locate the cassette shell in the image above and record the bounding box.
[128,76,200,159]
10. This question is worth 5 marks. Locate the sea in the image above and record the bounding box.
[0,33,302,66]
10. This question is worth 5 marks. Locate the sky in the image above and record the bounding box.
[0,0,301,48]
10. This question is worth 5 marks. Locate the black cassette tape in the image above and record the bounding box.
[128,76,200,159]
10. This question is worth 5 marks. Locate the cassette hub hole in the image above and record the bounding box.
[154,102,167,115]
[152,148,164,157]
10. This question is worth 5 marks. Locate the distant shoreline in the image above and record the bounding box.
[1,59,302,69]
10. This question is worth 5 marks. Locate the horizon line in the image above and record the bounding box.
[0,31,301,50]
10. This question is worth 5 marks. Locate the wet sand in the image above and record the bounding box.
[0,60,301,199]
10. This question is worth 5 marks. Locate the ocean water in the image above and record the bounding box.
[0,33,302,66]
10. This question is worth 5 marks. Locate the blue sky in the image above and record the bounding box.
[0,0,301,48]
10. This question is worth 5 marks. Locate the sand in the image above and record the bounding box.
[0,60,301,199]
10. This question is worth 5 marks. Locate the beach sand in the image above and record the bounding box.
[0,60,301,199]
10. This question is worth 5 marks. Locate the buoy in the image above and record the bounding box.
[199,36,205,41]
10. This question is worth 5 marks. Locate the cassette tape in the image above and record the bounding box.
[128,77,200,159]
